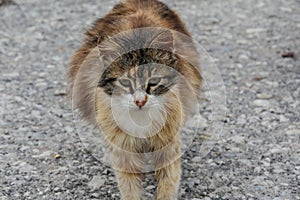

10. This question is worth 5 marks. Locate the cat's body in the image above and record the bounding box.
[69,0,201,199]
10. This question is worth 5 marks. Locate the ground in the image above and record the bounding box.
[0,0,299,199]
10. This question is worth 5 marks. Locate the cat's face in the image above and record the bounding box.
[98,49,179,109]
[109,64,179,137]
[97,49,181,137]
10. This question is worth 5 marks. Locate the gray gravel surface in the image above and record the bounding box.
[0,0,299,199]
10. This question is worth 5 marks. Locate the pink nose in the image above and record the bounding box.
[135,96,148,108]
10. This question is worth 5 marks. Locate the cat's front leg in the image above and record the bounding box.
[155,158,181,200]
[108,137,144,200]
[115,171,142,200]
[153,139,181,200]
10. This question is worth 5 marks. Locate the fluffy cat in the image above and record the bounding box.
[69,0,202,199]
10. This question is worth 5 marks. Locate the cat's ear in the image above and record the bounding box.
[145,29,174,52]
[97,35,125,67]
[97,29,175,62]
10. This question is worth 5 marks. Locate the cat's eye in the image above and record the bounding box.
[148,77,161,86]
[146,77,162,94]
[119,79,132,87]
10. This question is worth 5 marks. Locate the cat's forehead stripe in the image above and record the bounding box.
[129,67,136,77]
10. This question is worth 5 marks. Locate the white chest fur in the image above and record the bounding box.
[111,94,167,138]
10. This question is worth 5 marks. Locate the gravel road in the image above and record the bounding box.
[0,0,299,199]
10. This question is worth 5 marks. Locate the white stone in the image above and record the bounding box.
[88,175,105,191]
[146,185,156,190]
[286,129,300,135]
[279,115,289,122]
[253,99,270,108]
[246,28,266,34]
[257,93,273,99]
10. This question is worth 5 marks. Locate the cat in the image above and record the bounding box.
[69,0,202,199]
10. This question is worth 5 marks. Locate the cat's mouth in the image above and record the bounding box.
[131,104,150,111]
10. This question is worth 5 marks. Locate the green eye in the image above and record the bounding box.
[146,77,162,94]
[119,79,132,87]
[148,77,161,86]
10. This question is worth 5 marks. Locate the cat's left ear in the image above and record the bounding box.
[145,28,174,52]
[97,35,125,68]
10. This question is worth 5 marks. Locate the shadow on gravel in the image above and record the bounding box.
[0,0,16,7]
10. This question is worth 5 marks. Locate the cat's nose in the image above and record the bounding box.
[135,99,147,108]
[134,94,148,109]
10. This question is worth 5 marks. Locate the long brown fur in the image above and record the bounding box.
[69,0,202,199]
